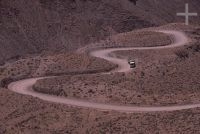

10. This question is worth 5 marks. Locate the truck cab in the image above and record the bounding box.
[128,60,136,68]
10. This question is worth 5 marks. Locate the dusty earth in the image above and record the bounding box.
[1,88,200,134]
[0,0,200,133]
[29,29,200,108]
[0,52,116,88]
[1,0,200,64]
[0,24,200,133]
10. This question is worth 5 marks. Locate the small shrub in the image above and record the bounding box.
[141,71,145,77]
[188,43,200,52]
[0,78,14,87]
[175,49,189,59]
[194,44,200,52]
[0,67,5,74]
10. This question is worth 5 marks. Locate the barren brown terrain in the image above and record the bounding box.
[77,30,172,53]
[0,88,200,134]
[33,26,200,106]
[0,23,199,134]
[0,52,116,87]
[0,0,200,133]
[1,0,200,64]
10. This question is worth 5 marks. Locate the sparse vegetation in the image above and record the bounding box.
[32,27,200,106]
[0,53,116,87]
[33,48,200,106]
[78,31,172,53]
[0,23,200,133]
[0,87,200,133]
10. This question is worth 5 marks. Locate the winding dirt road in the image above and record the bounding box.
[8,30,197,113]
[90,30,188,72]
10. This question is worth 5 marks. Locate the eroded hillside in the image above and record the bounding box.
[0,0,200,64]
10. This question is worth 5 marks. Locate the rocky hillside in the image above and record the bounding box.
[0,0,200,64]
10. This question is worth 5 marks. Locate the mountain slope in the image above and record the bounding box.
[0,0,199,64]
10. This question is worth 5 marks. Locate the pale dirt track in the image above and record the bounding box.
[90,30,188,72]
[8,30,197,113]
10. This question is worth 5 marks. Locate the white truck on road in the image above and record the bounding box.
[128,60,136,68]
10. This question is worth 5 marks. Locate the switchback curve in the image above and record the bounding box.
[8,30,197,113]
